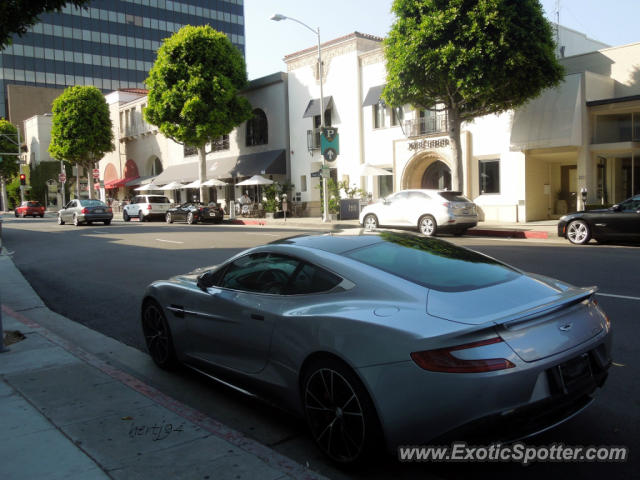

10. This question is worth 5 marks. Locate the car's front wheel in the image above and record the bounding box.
[165,212,173,224]
[302,358,382,465]
[567,219,591,244]
[57,215,65,225]
[186,212,196,225]
[73,214,80,227]
[141,300,178,370]
[418,215,437,236]
[123,210,130,222]
[363,214,378,230]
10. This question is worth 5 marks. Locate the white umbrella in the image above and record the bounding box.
[202,178,228,187]
[134,182,162,191]
[159,181,185,190]
[236,174,274,186]
[182,179,201,189]
[359,163,393,176]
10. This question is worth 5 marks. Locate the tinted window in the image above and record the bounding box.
[134,196,144,203]
[440,192,471,203]
[27,201,42,207]
[344,232,518,292]
[620,195,640,212]
[79,199,106,207]
[288,263,342,294]
[219,253,299,294]
[149,196,170,203]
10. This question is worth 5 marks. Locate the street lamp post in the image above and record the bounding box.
[271,13,330,222]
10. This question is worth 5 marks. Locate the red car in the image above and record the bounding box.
[15,201,45,218]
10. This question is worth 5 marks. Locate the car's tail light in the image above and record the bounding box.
[411,337,515,373]
[442,202,450,208]
[81,207,88,214]
[107,207,112,213]
[147,204,152,210]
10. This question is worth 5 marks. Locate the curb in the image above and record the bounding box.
[469,228,551,239]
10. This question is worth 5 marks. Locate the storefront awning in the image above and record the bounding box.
[362,84,385,107]
[303,96,334,118]
[104,176,139,189]
[152,149,287,185]
[510,74,583,150]
[125,175,156,187]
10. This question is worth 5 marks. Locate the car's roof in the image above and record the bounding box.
[273,233,384,254]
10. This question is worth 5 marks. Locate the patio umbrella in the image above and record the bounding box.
[134,182,162,191]
[182,179,201,189]
[359,163,392,176]
[202,178,228,187]
[159,181,185,190]
[236,174,274,186]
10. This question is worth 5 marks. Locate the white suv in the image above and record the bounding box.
[123,194,172,222]
[359,189,478,236]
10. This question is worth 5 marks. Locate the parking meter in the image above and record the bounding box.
[282,194,288,221]
[580,187,587,209]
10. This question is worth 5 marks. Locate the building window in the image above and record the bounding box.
[209,135,230,152]
[593,112,640,143]
[310,110,332,150]
[373,103,385,129]
[391,106,401,127]
[378,170,393,198]
[479,159,500,194]
[300,175,307,192]
[246,108,268,146]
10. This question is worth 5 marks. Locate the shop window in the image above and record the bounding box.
[479,159,500,194]
[373,103,385,129]
[246,108,268,146]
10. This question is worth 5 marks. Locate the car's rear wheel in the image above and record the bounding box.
[39,214,44,218]
[567,219,590,245]
[14,211,18,217]
[302,358,382,465]
[138,211,145,222]
[73,214,80,226]
[453,228,467,237]
[141,300,178,370]
[104,219,111,225]
[363,214,378,230]
[187,212,195,225]
[57,215,65,225]
[166,212,173,224]
[418,215,437,236]
[123,211,130,222]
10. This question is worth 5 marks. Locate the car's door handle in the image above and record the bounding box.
[250,313,264,321]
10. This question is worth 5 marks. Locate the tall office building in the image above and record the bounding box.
[0,0,245,123]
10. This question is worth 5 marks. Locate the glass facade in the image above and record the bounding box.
[0,0,245,118]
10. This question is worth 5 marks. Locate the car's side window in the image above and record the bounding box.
[621,197,640,212]
[287,262,342,295]
[218,253,299,295]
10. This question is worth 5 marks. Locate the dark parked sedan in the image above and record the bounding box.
[58,199,113,226]
[165,202,223,224]
[141,231,611,464]
[558,194,640,244]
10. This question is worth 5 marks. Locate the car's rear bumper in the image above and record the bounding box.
[358,329,611,451]
[79,214,114,222]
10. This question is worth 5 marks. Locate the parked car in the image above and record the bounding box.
[558,194,640,244]
[57,199,113,226]
[14,201,45,218]
[165,202,224,225]
[123,194,172,222]
[359,189,478,236]
[141,230,611,465]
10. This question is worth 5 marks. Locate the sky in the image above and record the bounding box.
[244,0,640,80]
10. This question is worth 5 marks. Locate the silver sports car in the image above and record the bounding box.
[141,231,611,464]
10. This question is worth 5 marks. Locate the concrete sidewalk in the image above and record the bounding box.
[0,250,327,480]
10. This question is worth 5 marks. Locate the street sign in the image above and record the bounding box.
[323,148,337,162]
[320,127,339,160]
[320,166,331,179]
[310,170,321,178]
[59,173,67,183]
[92,168,100,179]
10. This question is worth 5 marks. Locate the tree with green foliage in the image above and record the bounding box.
[0,119,20,211]
[49,86,114,199]
[383,0,564,192]
[144,25,253,203]
[0,0,90,48]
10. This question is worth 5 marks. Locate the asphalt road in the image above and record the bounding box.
[1,215,638,480]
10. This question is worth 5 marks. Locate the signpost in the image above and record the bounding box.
[92,168,100,179]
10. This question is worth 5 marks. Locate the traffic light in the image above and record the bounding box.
[19,173,26,186]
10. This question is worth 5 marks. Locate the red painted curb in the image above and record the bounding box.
[468,229,549,239]
[2,304,324,480]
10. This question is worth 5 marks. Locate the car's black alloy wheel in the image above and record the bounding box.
[303,358,381,465]
[141,301,178,369]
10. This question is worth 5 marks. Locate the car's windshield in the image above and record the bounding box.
[344,232,519,292]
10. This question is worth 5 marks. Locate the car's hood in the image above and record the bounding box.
[427,273,594,325]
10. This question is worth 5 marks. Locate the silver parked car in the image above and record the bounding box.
[58,199,113,226]
[141,231,611,465]
[359,189,478,236]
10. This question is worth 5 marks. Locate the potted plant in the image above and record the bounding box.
[263,183,279,219]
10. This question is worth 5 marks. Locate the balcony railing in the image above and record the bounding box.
[403,114,448,138]
[307,129,320,151]
[122,121,156,138]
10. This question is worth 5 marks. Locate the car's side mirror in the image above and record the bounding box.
[197,272,214,292]
[611,204,621,212]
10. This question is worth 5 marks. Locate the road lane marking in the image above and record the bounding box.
[597,293,640,301]
[155,238,184,244]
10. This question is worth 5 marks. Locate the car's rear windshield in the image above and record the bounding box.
[27,202,41,207]
[149,197,170,203]
[79,200,106,207]
[343,232,519,292]
[440,192,472,202]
